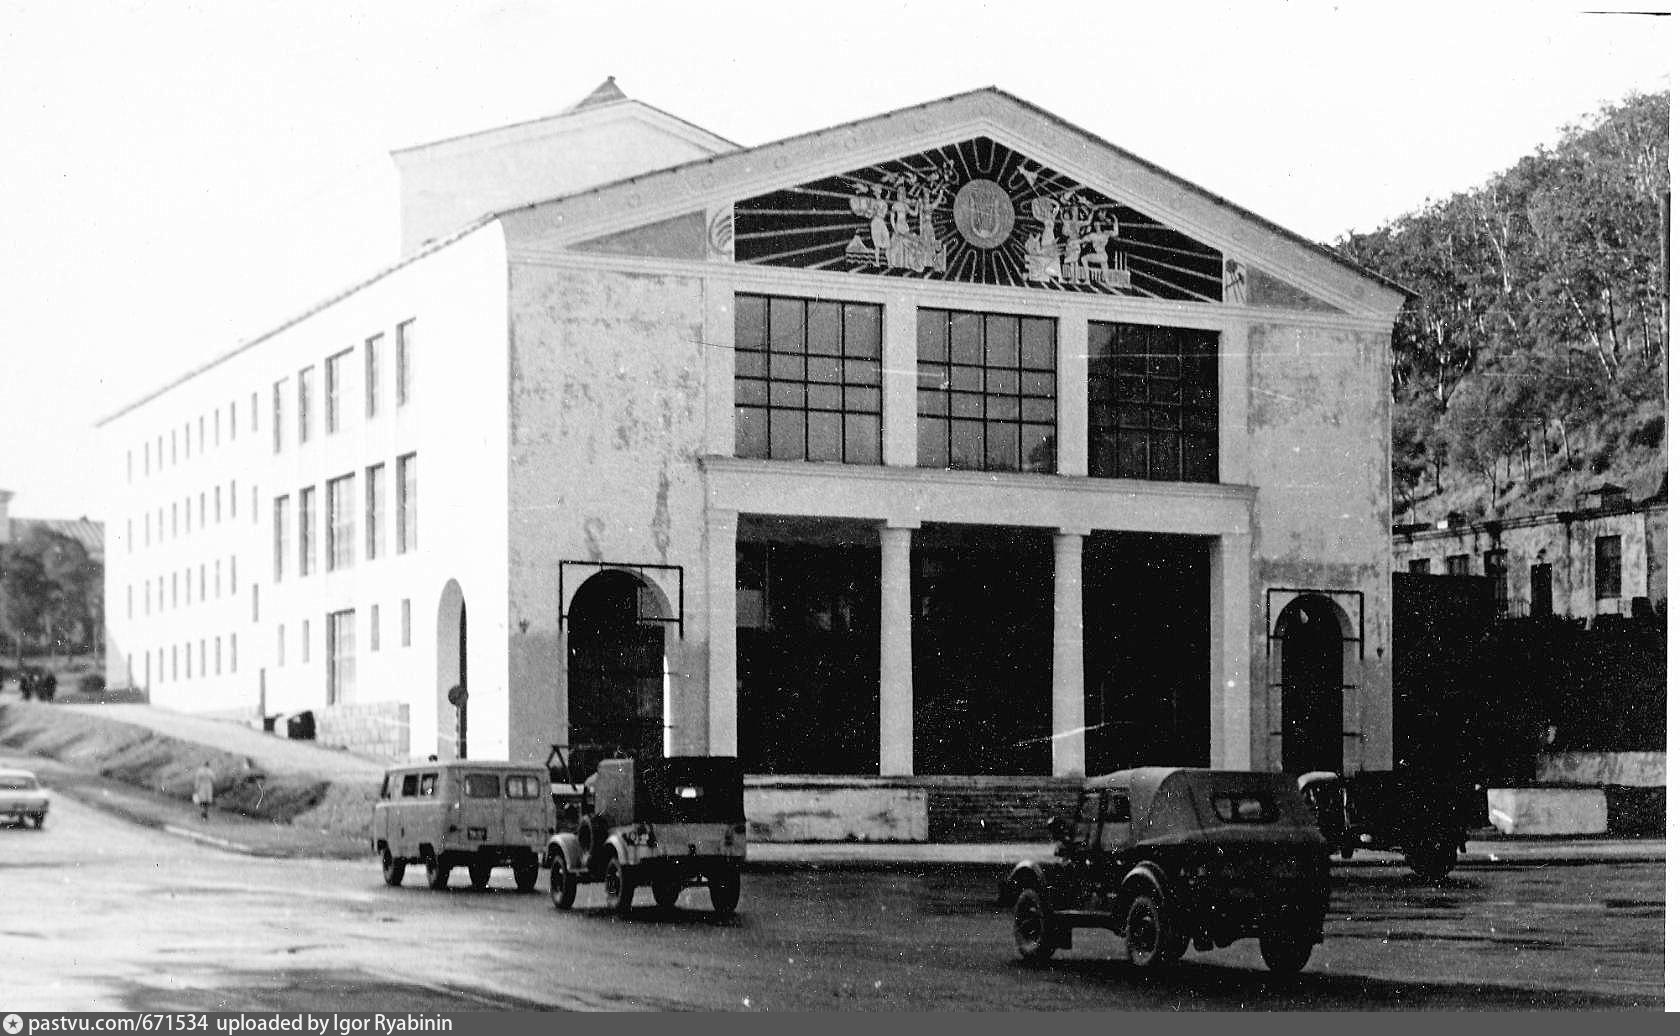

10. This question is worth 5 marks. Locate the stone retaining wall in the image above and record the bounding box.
[314,702,410,759]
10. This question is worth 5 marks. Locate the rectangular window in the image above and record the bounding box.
[197,415,204,453]
[143,441,150,476]
[230,633,237,673]
[299,487,317,576]
[297,366,315,444]
[277,624,286,667]
[401,598,412,647]
[365,333,384,418]
[230,399,237,441]
[326,349,351,434]
[1445,554,1470,576]
[1088,321,1218,483]
[171,645,178,681]
[273,495,291,580]
[126,518,132,554]
[1531,563,1553,617]
[252,583,259,622]
[199,639,206,677]
[214,636,222,676]
[145,512,151,547]
[199,563,206,600]
[199,492,206,528]
[184,421,191,459]
[327,474,355,571]
[272,379,286,453]
[126,584,133,619]
[327,609,356,705]
[397,453,417,553]
[1594,535,1622,599]
[214,560,221,598]
[1407,558,1431,574]
[171,428,177,464]
[145,581,151,615]
[251,391,258,433]
[396,320,414,406]
[127,450,133,483]
[184,496,192,534]
[185,642,192,680]
[302,619,311,664]
[185,566,192,606]
[732,294,883,464]
[366,463,386,560]
[231,479,237,519]
[917,308,1057,473]
[172,572,178,608]
[214,486,222,524]
[370,603,381,651]
[230,554,237,594]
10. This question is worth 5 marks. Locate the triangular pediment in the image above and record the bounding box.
[501,89,1397,319]
[731,136,1225,302]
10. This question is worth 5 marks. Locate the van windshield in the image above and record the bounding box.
[0,776,37,791]
[463,774,501,798]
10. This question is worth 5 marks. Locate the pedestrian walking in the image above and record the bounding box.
[192,761,216,821]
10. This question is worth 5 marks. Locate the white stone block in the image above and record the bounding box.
[745,786,928,842]
[1486,788,1608,836]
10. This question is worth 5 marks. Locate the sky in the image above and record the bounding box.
[0,0,1670,520]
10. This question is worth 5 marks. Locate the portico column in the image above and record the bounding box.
[705,509,738,757]
[1051,528,1087,777]
[879,522,917,775]
[1209,531,1252,769]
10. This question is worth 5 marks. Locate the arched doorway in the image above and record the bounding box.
[436,580,467,759]
[1276,594,1345,774]
[567,570,669,763]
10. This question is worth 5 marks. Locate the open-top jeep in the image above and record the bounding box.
[1001,767,1330,974]
[544,746,747,916]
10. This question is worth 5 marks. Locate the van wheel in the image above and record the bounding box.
[708,865,741,916]
[468,863,492,890]
[550,865,578,910]
[425,853,451,891]
[380,847,406,887]
[513,859,539,893]
[31,814,45,830]
[603,854,636,914]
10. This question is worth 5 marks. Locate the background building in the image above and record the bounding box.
[1394,482,1667,623]
[101,83,1404,806]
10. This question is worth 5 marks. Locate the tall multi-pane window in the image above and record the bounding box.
[297,367,315,444]
[365,333,384,418]
[231,479,237,518]
[917,309,1056,472]
[396,320,414,406]
[1484,550,1509,616]
[326,349,351,434]
[327,474,355,571]
[733,294,883,464]
[1594,535,1622,599]
[277,624,286,667]
[302,619,311,663]
[214,486,222,524]
[397,453,417,554]
[365,463,386,560]
[299,486,318,576]
[1445,554,1470,576]
[229,399,237,441]
[251,391,258,433]
[327,609,356,705]
[230,633,238,673]
[272,379,286,453]
[273,495,291,580]
[1088,322,1218,483]
[401,598,412,646]
[370,604,381,651]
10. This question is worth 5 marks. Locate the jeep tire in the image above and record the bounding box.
[1012,887,1057,966]
[1404,838,1458,882]
[468,863,492,890]
[1124,890,1187,968]
[708,865,741,917]
[550,865,579,910]
[653,876,683,911]
[513,858,539,893]
[603,854,636,914]
[1259,930,1315,975]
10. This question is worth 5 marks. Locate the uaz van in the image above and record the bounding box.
[372,760,551,891]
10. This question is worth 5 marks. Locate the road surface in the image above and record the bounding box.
[0,779,1661,1011]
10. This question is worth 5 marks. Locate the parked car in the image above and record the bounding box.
[1000,767,1329,974]
[545,748,747,916]
[1297,769,1483,880]
[371,760,551,891]
[0,768,50,829]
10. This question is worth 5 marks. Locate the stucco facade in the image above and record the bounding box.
[101,85,1403,783]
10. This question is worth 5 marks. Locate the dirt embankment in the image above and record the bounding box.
[0,702,376,838]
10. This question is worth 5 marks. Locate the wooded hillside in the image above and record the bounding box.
[1335,92,1668,521]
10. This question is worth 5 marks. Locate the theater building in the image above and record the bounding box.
[101,82,1404,819]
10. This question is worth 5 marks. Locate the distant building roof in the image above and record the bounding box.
[6,517,104,561]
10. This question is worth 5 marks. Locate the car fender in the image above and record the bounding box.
[604,832,635,868]
[998,859,1049,907]
[547,832,584,871]
[1121,861,1173,906]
